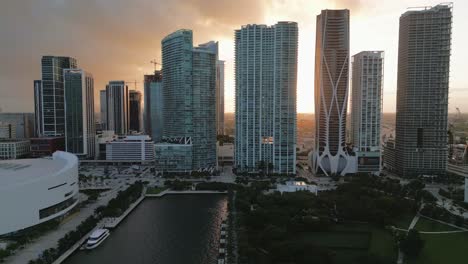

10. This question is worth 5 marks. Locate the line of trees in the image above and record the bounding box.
[27,182,143,264]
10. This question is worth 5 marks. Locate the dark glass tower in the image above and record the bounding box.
[34,56,77,137]
[129,90,142,132]
[64,69,95,158]
[144,71,163,142]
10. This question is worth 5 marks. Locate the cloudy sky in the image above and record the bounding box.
[0,0,467,113]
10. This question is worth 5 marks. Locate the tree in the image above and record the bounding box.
[400,229,424,258]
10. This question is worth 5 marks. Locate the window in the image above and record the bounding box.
[417,128,424,148]
[39,195,77,219]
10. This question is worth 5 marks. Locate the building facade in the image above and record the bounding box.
[0,113,35,138]
[0,123,16,139]
[0,139,30,159]
[395,4,452,177]
[144,71,163,142]
[129,90,142,132]
[0,151,78,236]
[100,90,107,129]
[161,29,217,171]
[64,69,95,159]
[106,81,129,135]
[351,51,384,173]
[198,41,225,135]
[217,60,225,135]
[30,137,65,158]
[155,138,193,173]
[105,135,154,161]
[34,56,78,137]
[235,22,298,175]
[312,10,356,176]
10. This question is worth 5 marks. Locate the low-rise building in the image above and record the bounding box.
[277,181,318,195]
[30,137,65,158]
[0,139,31,159]
[0,151,79,236]
[0,113,35,139]
[105,135,154,161]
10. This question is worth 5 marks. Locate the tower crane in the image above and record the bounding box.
[150,59,161,71]
[125,80,140,90]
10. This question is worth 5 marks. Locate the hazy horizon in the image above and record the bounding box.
[1,0,467,114]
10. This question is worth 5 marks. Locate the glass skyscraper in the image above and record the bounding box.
[64,69,95,159]
[34,56,77,137]
[395,4,452,177]
[198,41,225,136]
[144,71,163,142]
[234,22,298,175]
[106,81,129,135]
[160,29,217,171]
[129,90,142,132]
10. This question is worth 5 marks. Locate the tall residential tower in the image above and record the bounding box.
[351,51,384,173]
[395,4,452,177]
[64,69,95,159]
[198,41,225,135]
[105,81,129,135]
[312,10,356,176]
[144,70,163,142]
[158,29,217,171]
[235,22,298,175]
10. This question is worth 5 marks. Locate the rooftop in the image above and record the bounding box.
[0,151,77,189]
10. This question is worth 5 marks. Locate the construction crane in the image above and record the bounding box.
[150,59,161,71]
[125,80,141,90]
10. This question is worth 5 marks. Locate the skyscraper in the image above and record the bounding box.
[395,4,452,177]
[64,69,95,159]
[106,81,129,135]
[144,71,163,142]
[160,29,217,171]
[312,10,356,176]
[100,90,107,129]
[34,56,77,137]
[198,41,225,135]
[235,22,298,175]
[351,51,384,173]
[129,90,142,132]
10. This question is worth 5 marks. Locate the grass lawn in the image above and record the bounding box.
[368,227,397,260]
[146,187,167,195]
[302,231,370,249]
[393,214,416,229]
[406,232,468,264]
[414,217,459,232]
[302,223,397,264]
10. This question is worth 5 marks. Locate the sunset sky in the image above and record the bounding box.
[0,0,467,113]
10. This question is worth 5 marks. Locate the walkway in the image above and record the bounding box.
[7,186,125,264]
[146,190,228,197]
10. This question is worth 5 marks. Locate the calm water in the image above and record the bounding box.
[65,195,227,264]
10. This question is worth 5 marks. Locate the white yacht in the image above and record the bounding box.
[85,228,110,249]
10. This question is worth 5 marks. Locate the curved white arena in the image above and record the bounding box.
[0,151,79,236]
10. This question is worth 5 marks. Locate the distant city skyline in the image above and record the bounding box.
[0,0,467,114]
